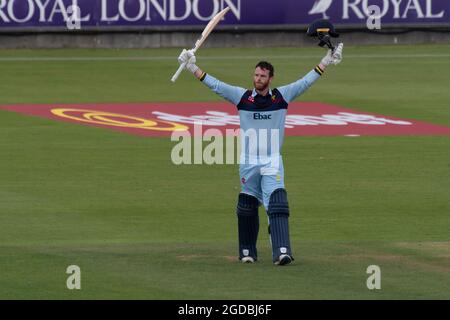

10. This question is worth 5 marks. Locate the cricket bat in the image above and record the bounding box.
[171,7,230,83]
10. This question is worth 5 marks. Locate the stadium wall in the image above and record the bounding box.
[0,28,449,49]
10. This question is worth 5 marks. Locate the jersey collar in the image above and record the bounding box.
[252,88,273,98]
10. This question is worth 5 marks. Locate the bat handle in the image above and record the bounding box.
[171,62,187,83]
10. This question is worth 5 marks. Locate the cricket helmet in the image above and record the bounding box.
[307,19,339,38]
[307,19,339,50]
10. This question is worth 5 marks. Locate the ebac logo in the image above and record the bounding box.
[253,113,272,120]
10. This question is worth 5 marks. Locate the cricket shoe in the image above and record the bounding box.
[241,256,255,264]
[274,254,293,266]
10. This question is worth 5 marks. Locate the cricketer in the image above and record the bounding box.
[177,43,344,265]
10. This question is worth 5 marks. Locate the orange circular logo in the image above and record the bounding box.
[51,108,188,132]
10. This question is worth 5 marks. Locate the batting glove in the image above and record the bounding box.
[320,43,344,66]
[178,49,199,74]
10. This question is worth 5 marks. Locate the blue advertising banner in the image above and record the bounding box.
[0,0,449,30]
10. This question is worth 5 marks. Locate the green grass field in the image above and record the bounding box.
[0,44,449,299]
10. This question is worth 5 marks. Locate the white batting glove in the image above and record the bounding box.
[332,43,344,64]
[320,43,344,66]
[178,49,199,74]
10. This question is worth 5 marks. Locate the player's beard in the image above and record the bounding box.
[254,80,269,92]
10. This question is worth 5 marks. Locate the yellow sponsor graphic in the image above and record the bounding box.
[51,108,188,132]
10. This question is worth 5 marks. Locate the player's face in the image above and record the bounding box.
[253,67,272,92]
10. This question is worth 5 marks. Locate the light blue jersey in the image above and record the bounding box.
[201,68,322,208]
[202,69,320,161]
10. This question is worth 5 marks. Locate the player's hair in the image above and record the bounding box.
[255,61,274,77]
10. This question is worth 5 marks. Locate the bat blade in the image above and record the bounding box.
[193,7,230,51]
[171,7,230,82]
